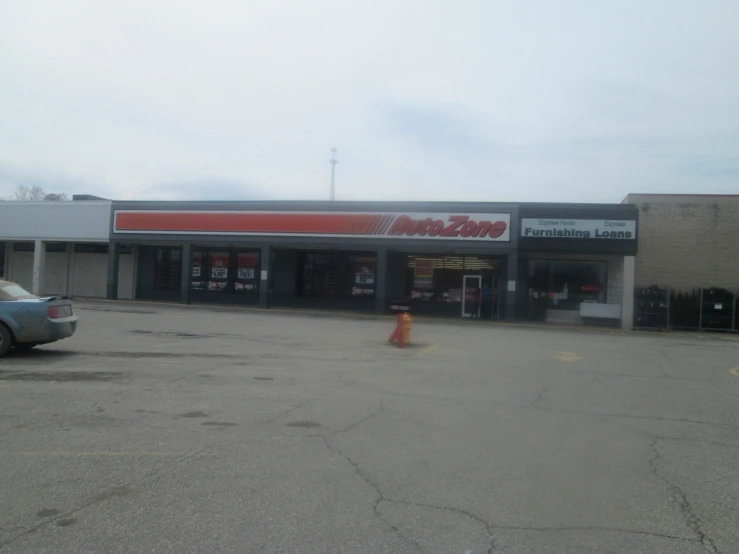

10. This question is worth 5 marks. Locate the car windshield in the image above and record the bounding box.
[0,284,36,300]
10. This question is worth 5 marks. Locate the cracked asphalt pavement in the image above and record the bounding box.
[0,301,738,553]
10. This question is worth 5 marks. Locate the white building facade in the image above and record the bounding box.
[0,201,135,299]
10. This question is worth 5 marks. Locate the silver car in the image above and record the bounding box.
[0,280,78,357]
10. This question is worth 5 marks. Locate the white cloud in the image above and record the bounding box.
[1,0,738,202]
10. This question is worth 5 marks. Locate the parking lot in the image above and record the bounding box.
[0,301,737,553]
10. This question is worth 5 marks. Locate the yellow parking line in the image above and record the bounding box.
[729,367,739,378]
[417,343,439,356]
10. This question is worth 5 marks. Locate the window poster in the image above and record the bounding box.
[191,251,205,290]
[237,253,258,281]
[192,251,202,278]
[414,260,434,290]
[207,280,227,291]
[210,252,229,279]
[352,287,376,296]
[355,258,375,286]
[234,252,258,292]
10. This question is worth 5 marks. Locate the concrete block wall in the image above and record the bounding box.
[628,195,739,292]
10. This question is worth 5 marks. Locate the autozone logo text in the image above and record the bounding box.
[387,215,508,239]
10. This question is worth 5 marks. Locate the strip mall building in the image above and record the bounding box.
[1,195,736,330]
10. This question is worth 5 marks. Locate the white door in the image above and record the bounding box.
[462,275,482,318]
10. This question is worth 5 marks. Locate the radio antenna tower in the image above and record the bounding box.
[329,148,338,201]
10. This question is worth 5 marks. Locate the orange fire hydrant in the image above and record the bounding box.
[389,312,412,348]
[401,313,412,347]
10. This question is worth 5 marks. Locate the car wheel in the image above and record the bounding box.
[14,343,38,353]
[0,324,13,358]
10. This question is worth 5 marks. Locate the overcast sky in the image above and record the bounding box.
[1,1,738,203]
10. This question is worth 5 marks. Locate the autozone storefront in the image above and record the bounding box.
[106,201,638,326]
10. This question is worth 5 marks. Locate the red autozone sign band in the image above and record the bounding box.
[114,211,511,242]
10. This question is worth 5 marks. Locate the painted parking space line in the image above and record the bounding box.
[417,343,439,356]
[14,451,217,457]
[730,367,739,378]
[0,372,25,379]
[553,352,582,362]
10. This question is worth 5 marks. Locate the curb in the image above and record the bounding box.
[72,297,739,341]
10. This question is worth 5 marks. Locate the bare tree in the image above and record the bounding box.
[13,185,46,201]
[12,185,68,201]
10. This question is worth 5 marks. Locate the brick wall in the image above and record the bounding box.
[627,195,739,292]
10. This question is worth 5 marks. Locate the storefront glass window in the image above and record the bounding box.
[352,256,376,297]
[76,244,107,254]
[191,249,260,294]
[406,256,498,302]
[155,247,181,290]
[578,261,607,304]
[403,255,501,318]
[45,242,67,253]
[298,252,376,298]
[527,259,607,311]
[551,261,578,309]
[235,252,260,293]
[207,250,230,292]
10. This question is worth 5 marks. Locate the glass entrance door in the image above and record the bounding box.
[462,275,482,318]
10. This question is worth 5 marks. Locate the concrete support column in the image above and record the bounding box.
[66,242,76,296]
[5,242,13,281]
[32,240,46,295]
[259,245,271,308]
[375,247,388,314]
[132,245,140,299]
[621,255,635,330]
[0,242,7,279]
[106,242,120,300]
[505,252,518,321]
[180,243,193,304]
